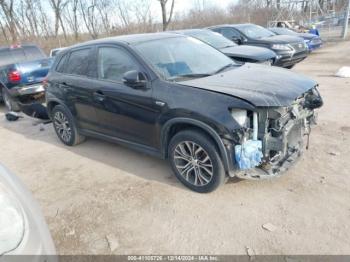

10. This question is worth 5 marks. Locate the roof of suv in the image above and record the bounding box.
[69,33,183,49]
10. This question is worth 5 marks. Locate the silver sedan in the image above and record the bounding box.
[0,164,56,256]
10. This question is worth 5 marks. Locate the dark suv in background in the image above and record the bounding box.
[46,33,322,193]
[173,29,277,65]
[208,24,309,68]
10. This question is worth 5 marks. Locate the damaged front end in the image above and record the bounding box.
[231,87,323,180]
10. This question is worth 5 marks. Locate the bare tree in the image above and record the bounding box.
[79,0,99,39]
[49,0,68,39]
[158,0,175,31]
[0,0,18,42]
[95,0,112,35]
[64,0,80,40]
[0,14,9,43]
[115,0,131,27]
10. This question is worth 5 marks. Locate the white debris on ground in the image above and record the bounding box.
[105,234,120,252]
[245,246,256,260]
[262,223,277,232]
[335,67,350,78]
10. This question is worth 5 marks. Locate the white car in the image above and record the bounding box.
[0,164,56,256]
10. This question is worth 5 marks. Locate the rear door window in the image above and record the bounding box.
[65,48,91,76]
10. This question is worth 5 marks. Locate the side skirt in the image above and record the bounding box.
[79,129,163,159]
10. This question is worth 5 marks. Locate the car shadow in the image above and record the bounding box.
[0,105,186,190]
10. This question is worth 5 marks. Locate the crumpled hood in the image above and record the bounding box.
[220,45,276,61]
[177,63,317,107]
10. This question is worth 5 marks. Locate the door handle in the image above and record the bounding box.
[93,90,106,102]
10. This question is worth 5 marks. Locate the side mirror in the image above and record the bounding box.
[231,36,242,45]
[122,70,148,89]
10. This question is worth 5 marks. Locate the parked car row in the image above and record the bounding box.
[268,27,323,52]
[0,23,323,194]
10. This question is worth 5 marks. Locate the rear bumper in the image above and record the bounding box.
[8,83,45,97]
[6,84,49,120]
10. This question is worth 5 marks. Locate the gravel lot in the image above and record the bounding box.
[0,40,349,255]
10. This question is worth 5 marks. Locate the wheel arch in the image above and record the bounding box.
[47,98,67,118]
[161,118,230,172]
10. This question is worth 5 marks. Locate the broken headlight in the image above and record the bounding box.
[230,109,248,127]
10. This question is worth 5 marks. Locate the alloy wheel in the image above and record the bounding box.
[173,141,214,187]
[53,111,72,143]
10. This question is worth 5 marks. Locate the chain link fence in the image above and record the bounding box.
[309,9,349,40]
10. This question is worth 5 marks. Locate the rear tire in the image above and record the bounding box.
[285,65,295,69]
[1,88,20,112]
[51,105,85,146]
[168,129,226,193]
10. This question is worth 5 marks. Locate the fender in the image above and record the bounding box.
[46,97,69,118]
[161,117,231,172]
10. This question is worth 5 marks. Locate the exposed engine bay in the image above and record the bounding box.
[233,87,323,179]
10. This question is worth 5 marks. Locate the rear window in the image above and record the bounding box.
[0,46,46,67]
[65,48,91,76]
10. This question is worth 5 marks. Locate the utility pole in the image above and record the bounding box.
[342,0,350,39]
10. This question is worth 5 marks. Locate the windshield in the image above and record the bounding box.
[269,28,297,36]
[134,36,235,81]
[185,30,236,49]
[238,25,276,39]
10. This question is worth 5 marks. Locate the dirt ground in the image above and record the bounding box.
[0,40,350,255]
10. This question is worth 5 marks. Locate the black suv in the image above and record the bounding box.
[46,33,323,193]
[208,24,309,68]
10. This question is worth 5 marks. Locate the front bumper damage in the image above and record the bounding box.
[230,87,323,180]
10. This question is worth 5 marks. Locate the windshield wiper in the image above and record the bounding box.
[168,73,212,81]
[221,45,235,48]
[214,63,236,74]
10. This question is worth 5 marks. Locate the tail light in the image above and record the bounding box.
[10,44,22,49]
[8,70,21,83]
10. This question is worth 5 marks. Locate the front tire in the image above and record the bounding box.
[285,65,295,69]
[51,105,85,146]
[168,130,226,193]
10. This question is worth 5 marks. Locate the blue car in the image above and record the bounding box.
[0,44,53,118]
[269,27,322,52]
